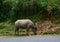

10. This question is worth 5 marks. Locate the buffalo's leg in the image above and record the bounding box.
[15,27,19,35]
[26,28,29,36]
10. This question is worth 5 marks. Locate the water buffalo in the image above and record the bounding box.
[14,19,37,35]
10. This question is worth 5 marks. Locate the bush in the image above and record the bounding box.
[0,0,12,22]
[0,0,60,22]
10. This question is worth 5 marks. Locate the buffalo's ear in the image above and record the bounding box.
[35,23,37,26]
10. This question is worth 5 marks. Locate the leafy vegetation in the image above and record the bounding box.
[0,0,60,22]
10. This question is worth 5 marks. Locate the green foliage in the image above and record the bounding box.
[0,0,12,22]
[0,0,60,22]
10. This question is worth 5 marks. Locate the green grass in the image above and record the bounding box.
[0,21,14,36]
[0,21,60,36]
[0,21,29,36]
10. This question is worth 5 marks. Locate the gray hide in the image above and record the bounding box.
[14,19,37,35]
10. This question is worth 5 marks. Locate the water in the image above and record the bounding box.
[0,36,60,42]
